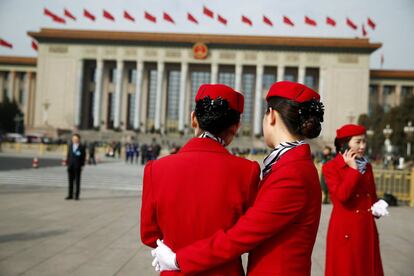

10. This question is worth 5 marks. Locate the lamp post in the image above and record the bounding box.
[404,121,414,158]
[366,129,374,156]
[382,124,393,168]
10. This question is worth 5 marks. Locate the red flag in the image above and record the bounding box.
[242,15,252,26]
[144,11,156,23]
[283,16,294,26]
[64,8,76,21]
[326,17,336,26]
[263,15,273,26]
[124,11,135,22]
[305,16,317,26]
[44,8,56,18]
[163,12,175,24]
[217,14,227,25]
[362,24,367,36]
[187,13,198,24]
[203,6,214,18]
[31,40,38,51]
[346,17,357,30]
[52,15,66,24]
[367,17,376,30]
[0,39,13,49]
[103,10,115,21]
[84,9,96,21]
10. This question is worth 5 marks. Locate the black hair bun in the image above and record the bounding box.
[195,96,241,135]
[298,100,324,139]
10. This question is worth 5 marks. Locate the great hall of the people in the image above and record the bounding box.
[1,28,413,146]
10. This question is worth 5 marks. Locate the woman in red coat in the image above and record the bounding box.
[140,84,261,275]
[152,81,325,275]
[323,124,388,276]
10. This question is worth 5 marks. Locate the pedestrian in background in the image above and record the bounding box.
[65,133,86,200]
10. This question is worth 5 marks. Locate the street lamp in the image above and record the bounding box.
[366,129,374,156]
[383,124,393,166]
[404,121,414,157]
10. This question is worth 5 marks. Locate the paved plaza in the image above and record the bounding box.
[0,155,413,275]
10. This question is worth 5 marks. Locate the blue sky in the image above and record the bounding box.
[0,0,413,70]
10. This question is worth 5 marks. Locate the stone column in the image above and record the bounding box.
[211,63,218,84]
[93,59,103,128]
[178,62,188,132]
[74,60,84,127]
[298,66,306,84]
[253,65,264,136]
[113,60,124,129]
[235,64,242,91]
[395,84,402,106]
[154,61,164,130]
[133,61,144,130]
[7,71,15,100]
[277,66,285,82]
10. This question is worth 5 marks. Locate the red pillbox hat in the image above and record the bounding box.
[195,84,244,113]
[266,81,320,103]
[336,124,366,139]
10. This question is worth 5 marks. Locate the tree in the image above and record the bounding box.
[0,97,24,134]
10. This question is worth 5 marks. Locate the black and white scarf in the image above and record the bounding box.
[355,156,369,174]
[199,131,225,146]
[262,140,305,177]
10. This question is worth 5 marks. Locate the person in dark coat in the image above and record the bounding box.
[88,141,96,165]
[320,146,333,204]
[66,133,86,200]
[140,144,148,165]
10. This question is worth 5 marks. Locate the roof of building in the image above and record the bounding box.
[370,70,414,80]
[0,56,37,66]
[28,28,382,53]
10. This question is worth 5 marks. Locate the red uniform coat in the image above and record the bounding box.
[140,138,261,276]
[322,154,384,276]
[176,144,322,276]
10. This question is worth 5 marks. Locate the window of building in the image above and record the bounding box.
[147,69,158,120]
[127,93,136,129]
[284,67,298,82]
[109,68,117,83]
[218,66,236,88]
[166,70,181,122]
[241,70,255,134]
[304,68,319,91]
[90,67,96,83]
[128,69,137,84]
[107,92,114,129]
[368,85,379,115]
[190,71,211,111]
[401,86,414,100]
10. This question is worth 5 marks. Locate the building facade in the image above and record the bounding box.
[7,28,410,145]
[0,56,37,129]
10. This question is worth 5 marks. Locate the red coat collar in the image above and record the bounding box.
[179,138,230,155]
[268,144,312,172]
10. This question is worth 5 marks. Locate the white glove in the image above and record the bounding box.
[371,199,389,217]
[152,239,179,271]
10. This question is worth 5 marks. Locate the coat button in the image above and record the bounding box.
[366,193,370,197]
[345,235,350,239]
[367,208,371,212]
[356,210,360,213]
[356,194,360,198]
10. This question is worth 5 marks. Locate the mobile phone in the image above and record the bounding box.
[340,143,350,154]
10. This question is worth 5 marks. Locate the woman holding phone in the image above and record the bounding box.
[323,124,387,276]
[152,81,324,275]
